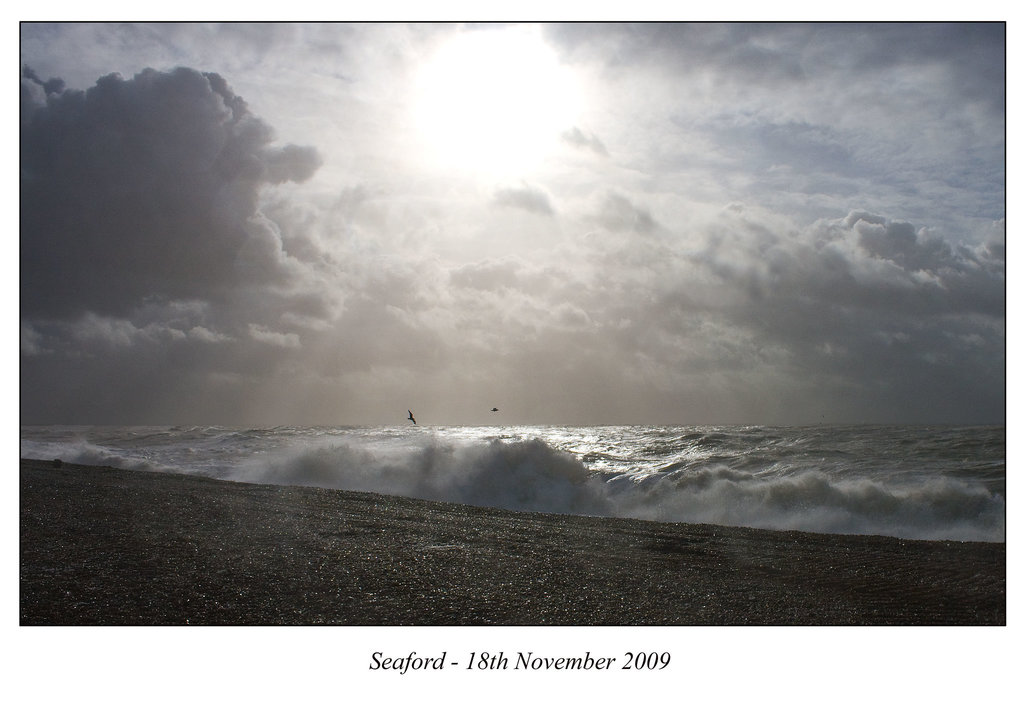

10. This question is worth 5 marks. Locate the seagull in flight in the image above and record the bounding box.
[407,410,416,425]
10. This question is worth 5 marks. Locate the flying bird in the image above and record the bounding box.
[491,408,499,412]
[408,410,416,425]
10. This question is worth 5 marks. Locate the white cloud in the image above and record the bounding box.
[248,324,301,348]
[188,326,233,344]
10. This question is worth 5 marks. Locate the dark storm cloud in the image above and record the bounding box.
[683,208,1004,334]
[664,207,1005,421]
[22,65,65,95]
[20,66,322,320]
[19,65,332,423]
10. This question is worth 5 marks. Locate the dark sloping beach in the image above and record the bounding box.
[20,459,1005,625]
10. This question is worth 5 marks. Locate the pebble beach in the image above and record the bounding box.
[20,459,1005,625]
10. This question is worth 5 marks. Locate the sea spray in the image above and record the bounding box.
[20,424,1005,541]
[233,436,616,517]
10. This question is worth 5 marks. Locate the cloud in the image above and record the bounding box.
[20,322,47,356]
[248,323,301,348]
[546,22,1004,237]
[263,143,322,184]
[18,26,1004,426]
[187,326,233,344]
[561,126,607,156]
[593,191,658,234]
[492,183,555,216]
[19,65,336,423]
[482,200,1004,423]
[22,65,65,95]
[449,258,524,292]
[20,66,322,320]
[817,211,1005,315]
[664,207,1006,420]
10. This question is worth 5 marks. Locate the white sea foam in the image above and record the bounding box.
[231,436,615,517]
[20,424,1006,542]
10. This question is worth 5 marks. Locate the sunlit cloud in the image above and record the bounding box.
[20,22,1004,425]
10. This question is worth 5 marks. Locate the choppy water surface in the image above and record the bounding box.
[21,424,1005,542]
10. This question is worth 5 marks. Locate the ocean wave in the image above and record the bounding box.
[20,437,161,472]
[231,436,615,517]
[621,464,1004,542]
[21,424,1005,542]
[226,435,1004,542]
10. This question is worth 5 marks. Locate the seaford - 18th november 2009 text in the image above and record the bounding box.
[369,651,672,673]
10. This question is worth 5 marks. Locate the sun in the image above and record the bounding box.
[413,26,580,176]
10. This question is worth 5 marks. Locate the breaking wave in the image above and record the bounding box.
[232,437,615,517]
[21,424,1005,542]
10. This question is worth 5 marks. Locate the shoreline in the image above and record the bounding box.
[20,459,1005,625]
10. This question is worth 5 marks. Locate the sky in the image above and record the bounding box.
[19,22,1006,426]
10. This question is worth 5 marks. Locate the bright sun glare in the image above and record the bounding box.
[414,26,581,176]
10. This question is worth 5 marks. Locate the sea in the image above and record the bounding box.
[20,424,1005,543]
